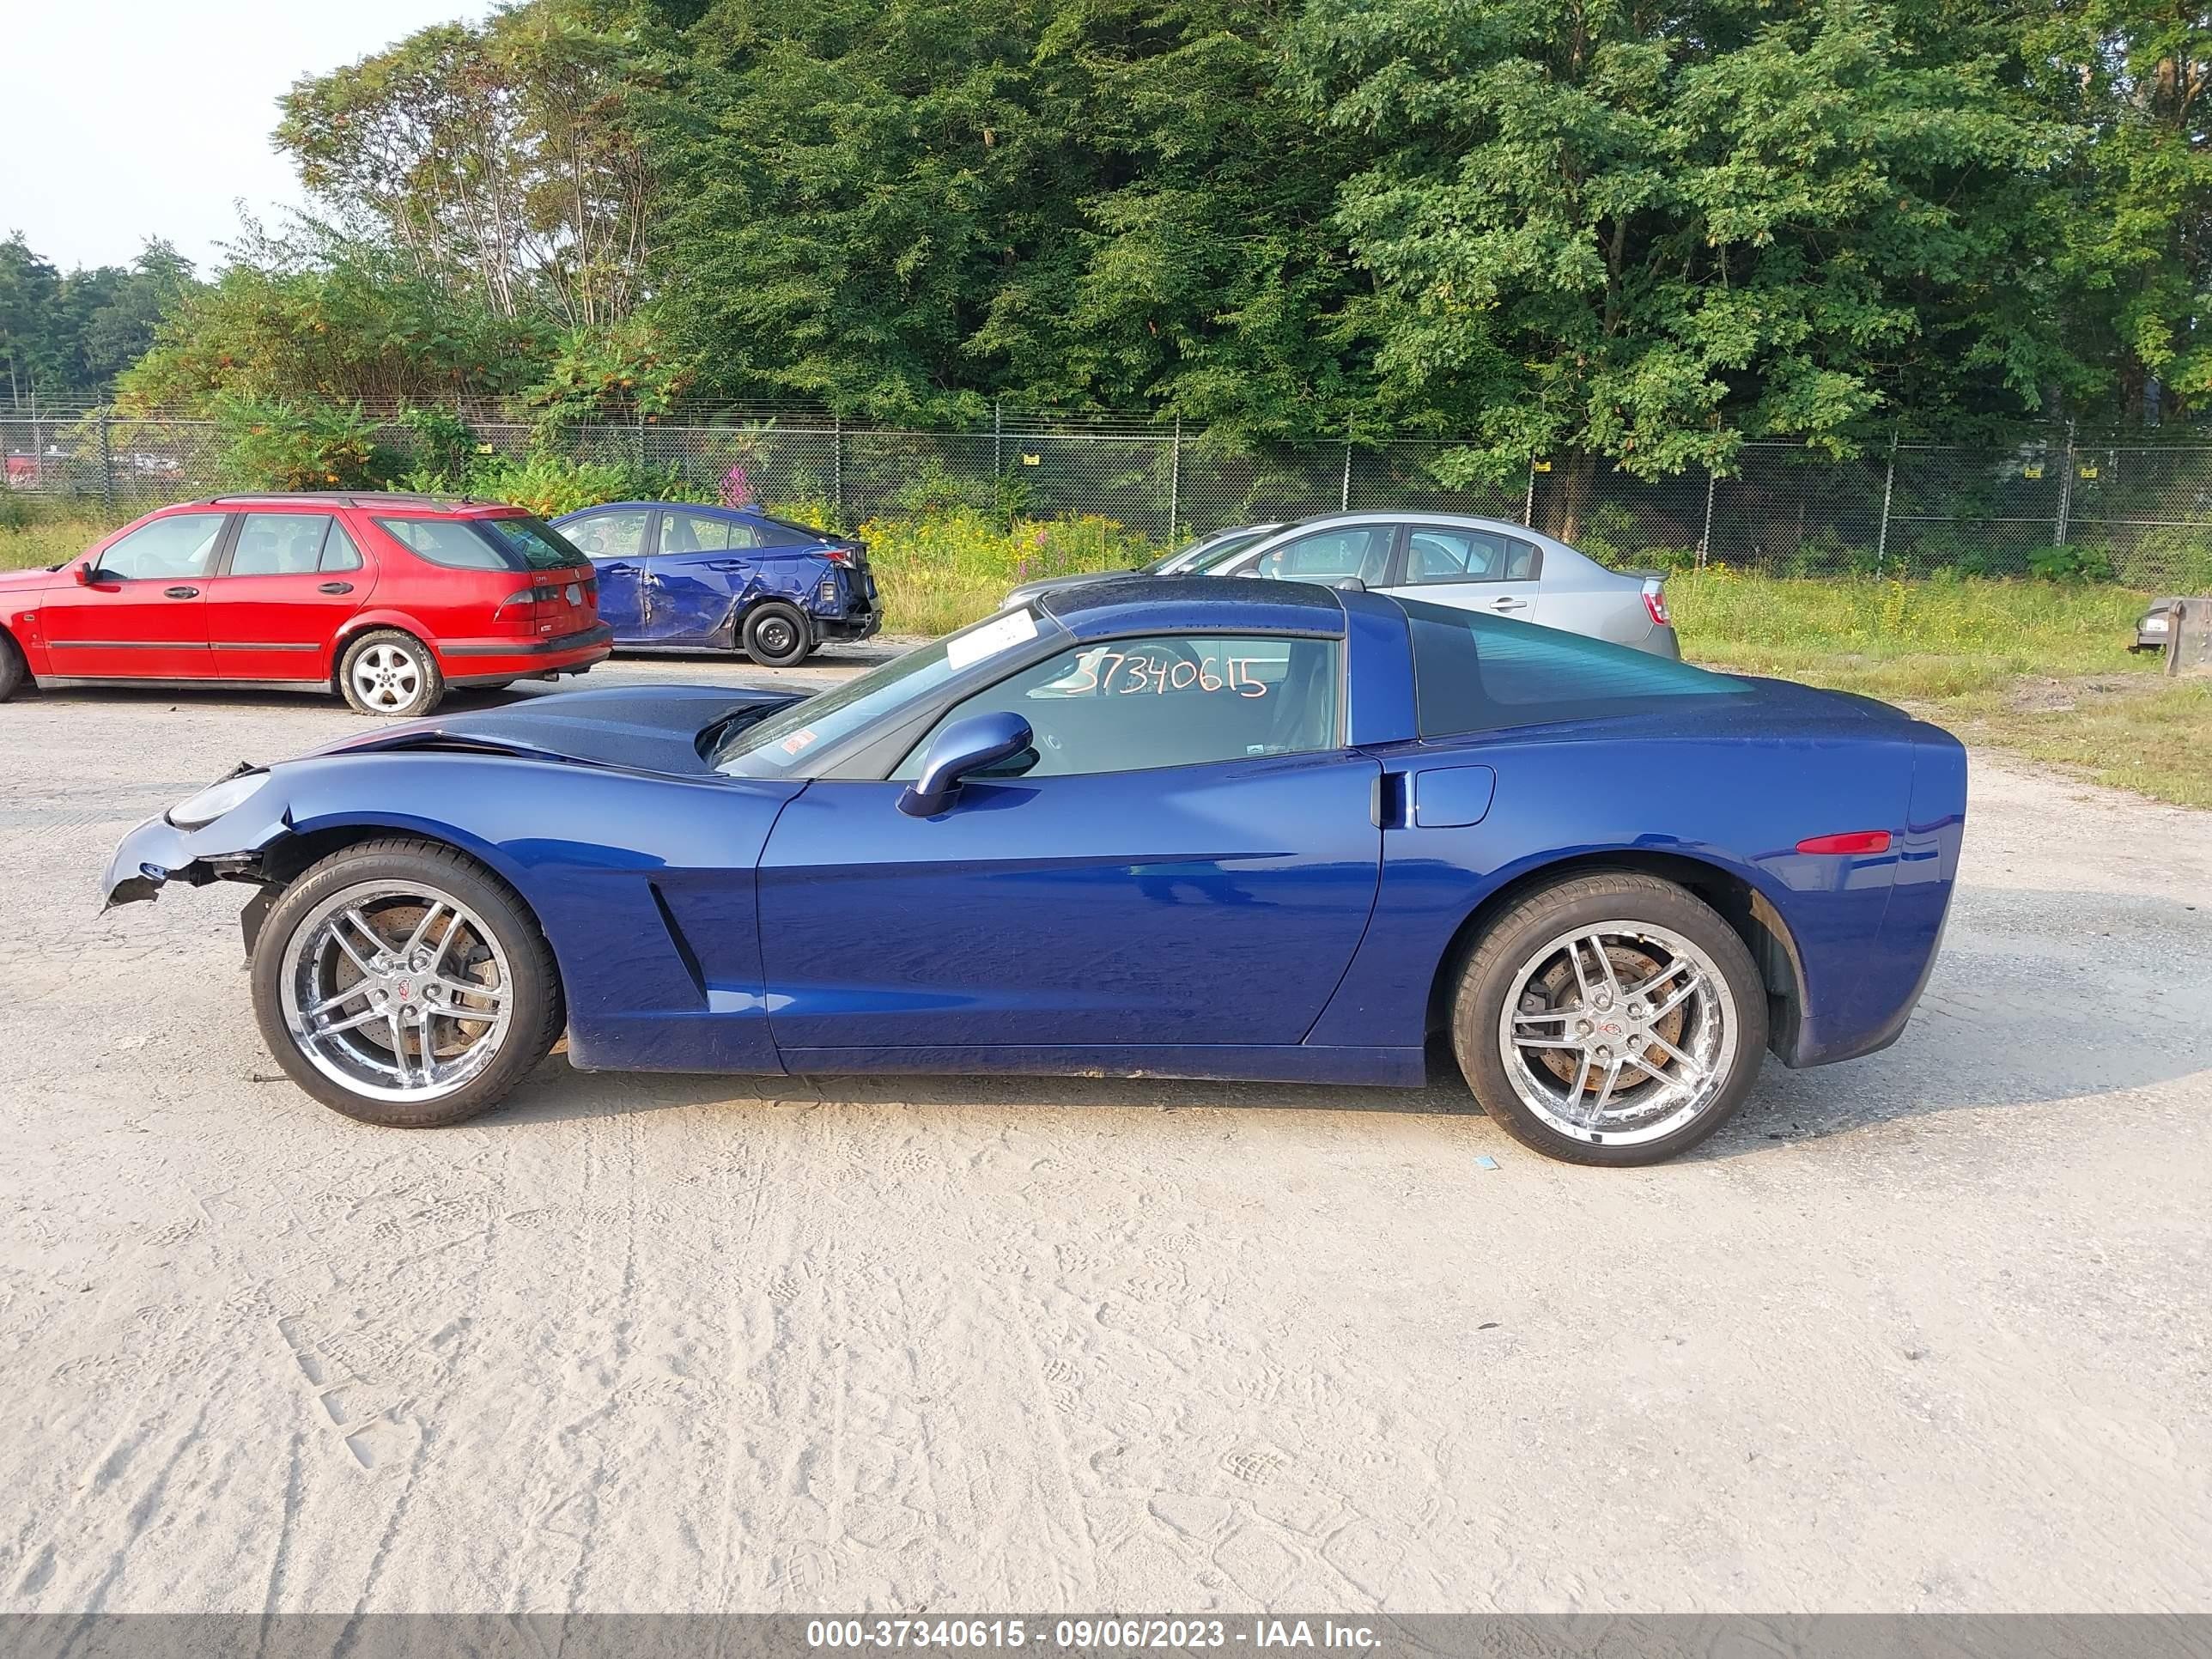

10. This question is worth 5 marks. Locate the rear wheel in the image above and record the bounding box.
[249,837,563,1127]
[741,601,811,667]
[339,629,444,718]
[0,632,25,702]
[1450,871,1766,1166]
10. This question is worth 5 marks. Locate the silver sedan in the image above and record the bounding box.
[1000,522,1284,611]
[1200,512,1680,657]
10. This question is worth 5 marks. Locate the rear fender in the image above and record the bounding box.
[330,605,432,675]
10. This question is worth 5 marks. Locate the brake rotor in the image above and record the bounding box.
[1528,942,1688,1094]
[332,900,496,1059]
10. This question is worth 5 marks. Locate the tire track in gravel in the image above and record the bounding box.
[557,1098,646,1615]
[705,1087,817,1612]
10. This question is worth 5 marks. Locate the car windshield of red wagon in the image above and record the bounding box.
[377,515,585,573]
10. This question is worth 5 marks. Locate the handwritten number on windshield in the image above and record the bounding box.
[1060,651,1269,698]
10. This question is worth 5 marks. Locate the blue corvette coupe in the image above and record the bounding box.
[101,579,1966,1164]
[550,501,880,666]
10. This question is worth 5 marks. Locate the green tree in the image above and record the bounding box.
[0,235,66,406]
[0,234,200,406]
[1286,0,2077,535]
[647,0,1365,432]
[275,0,657,328]
[2035,0,2212,422]
[116,222,546,411]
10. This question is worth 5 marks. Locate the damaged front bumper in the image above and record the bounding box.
[100,808,285,909]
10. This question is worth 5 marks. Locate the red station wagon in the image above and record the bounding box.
[0,493,611,717]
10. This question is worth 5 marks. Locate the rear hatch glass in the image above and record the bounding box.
[378,514,592,574]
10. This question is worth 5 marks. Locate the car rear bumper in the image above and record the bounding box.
[440,623,614,683]
[815,608,883,643]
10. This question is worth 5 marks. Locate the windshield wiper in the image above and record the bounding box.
[700,699,797,765]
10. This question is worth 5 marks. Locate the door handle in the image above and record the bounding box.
[318,581,355,594]
[163,586,200,599]
[1490,598,1528,611]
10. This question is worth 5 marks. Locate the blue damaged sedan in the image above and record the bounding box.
[552,501,880,666]
[100,579,1966,1165]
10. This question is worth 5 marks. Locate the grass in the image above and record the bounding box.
[0,510,116,571]
[855,506,1153,636]
[5,498,2205,809]
[1669,569,2211,808]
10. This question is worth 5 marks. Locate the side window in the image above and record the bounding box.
[663,511,758,553]
[562,510,650,559]
[1403,527,1541,584]
[1404,599,1740,736]
[1250,526,1393,586]
[229,514,334,576]
[375,518,506,570]
[894,633,1343,780]
[322,520,363,572]
[94,513,228,581]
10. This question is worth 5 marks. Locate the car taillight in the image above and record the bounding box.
[495,586,554,625]
[825,544,859,568]
[1642,581,1671,626]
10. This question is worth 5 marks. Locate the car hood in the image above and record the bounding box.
[315,683,805,776]
[0,564,58,592]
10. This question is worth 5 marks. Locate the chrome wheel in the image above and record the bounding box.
[1497,921,1738,1147]
[276,879,514,1104]
[349,642,423,712]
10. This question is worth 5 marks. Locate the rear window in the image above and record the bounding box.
[751,514,831,548]
[376,514,584,573]
[1401,598,1741,737]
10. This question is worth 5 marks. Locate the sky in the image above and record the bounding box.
[2,0,495,276]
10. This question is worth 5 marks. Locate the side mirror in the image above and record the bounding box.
[74,562,96,586]
[1334,577,1366,593]
[898,712,1034,817]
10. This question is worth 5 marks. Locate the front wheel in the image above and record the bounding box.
[249,837,564,1127]
[0,632,25,702]
[741,601,812,667]
[1451,871,1767,1166]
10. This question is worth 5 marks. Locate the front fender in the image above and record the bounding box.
[101,750,806,1075]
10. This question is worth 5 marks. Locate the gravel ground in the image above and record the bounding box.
[1,654,2207,1614]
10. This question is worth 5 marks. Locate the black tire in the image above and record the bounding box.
[249,836,564,1127]
[338,629,445,717]
[0,631,25,702]
[741,601,812,667]
[1449,870,1767,1167]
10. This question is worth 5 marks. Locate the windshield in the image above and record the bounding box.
[377,514,585,573]
[1191,534,1272,574]
[712,607,1046,776]
[1144,529,1267,575]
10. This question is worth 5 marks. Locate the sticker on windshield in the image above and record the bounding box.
[945,607,1037,671]
[778,727,818,757]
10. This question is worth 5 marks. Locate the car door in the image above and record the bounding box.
[756,629,1382,1057]
[648,509,764,644]
[562,508,653,638]
[207,512,370,680]
[40,510,228,679]
[1379,524,1545,624]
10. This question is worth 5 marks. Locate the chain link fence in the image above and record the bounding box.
[7,406,2210,586]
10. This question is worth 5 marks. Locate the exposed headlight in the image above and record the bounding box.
[168,769,268,830]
